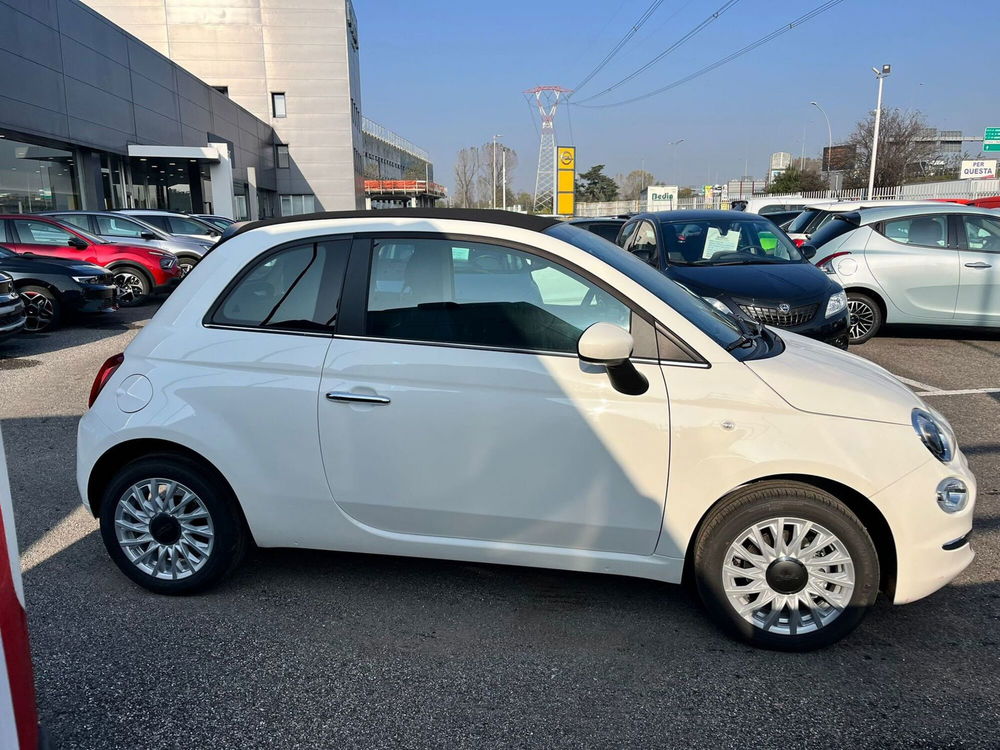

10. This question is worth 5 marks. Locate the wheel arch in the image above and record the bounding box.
[86,438,255,543]
[684,474,897,597]
[106,261,153,287]
[13,278,60,295]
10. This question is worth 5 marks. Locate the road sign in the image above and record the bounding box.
[960,160,997,179]
[984,127,1000,152]
[555,146,575,216]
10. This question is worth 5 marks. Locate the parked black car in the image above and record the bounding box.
[0,271,27,342]
[0,246,117,332]
[616,210,849,348]
[567,216,627,243]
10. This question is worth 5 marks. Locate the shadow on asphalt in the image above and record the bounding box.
[876,324,1000,342]
[0,302,157,360]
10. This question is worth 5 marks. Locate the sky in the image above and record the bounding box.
[359,0,999,195]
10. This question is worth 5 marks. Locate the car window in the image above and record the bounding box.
[51,214,91,232]
[138,215,170,232]
[96,216,150,238]
[211,240,350,333]
[663,219,804,264]
[0,246,13,258]
[0,222,6,243]
[168,217,216,236]
[630,221,658,265]
[12,219,75,246]
[365,237,630,354]
[960,215,1000,252]
[880,215,947,248]
[588,223,622,243]
[617,221,638,247]
[786,209,819,234]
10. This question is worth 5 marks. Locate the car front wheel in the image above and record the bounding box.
[113,266,151,306]
[99,455,247,594]
[694,482,880,651]
[19,285,60,332]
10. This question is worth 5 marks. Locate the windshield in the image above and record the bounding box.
[544,222,744,351]
[0,246,14,258]
[661,218,806,266]
[786,209,820,234]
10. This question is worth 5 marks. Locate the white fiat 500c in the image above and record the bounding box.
[77,209,976,651]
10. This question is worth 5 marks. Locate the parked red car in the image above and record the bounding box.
[0,215,181,306]
[932,196,1000,210]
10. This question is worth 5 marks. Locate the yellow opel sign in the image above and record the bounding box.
[556,146,575,216]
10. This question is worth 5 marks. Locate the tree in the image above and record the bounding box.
[678,187,695,199]
[767,165,827,194]
[511,191,534,212]
[576,164,619,202]
[618,169,655,200]
[843,108,936,189]
[453,147,480,208]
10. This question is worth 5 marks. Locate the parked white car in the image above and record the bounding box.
[77,209,976,651]
[733,197,831,216]
[784,200,942,246]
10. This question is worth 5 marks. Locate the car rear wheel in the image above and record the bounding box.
[113,266,150,307]
[99,455,247,594]
[19,286,60,333]
[846,292,882,344]
[693,481,880,651]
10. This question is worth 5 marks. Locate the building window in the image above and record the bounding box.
[213,86,229,96]
[280,194,315,216]
[271,92,287,118]
[0,135,79,213]
[275,144,289,169]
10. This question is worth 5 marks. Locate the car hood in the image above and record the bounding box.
[746,331,922,425]
[0,254,106,275]
[666,262,834,303]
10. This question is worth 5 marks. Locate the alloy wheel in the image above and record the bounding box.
[114,271,146,304]
[20,291,55,332]
[178,261,195,277]
[722,516,855,636]
[847,299,875,341]
[113,479,215,580]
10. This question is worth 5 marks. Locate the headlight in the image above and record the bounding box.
[825,290,847,318]
[912,408,954,463]
[703,297,732,315]
[160,257,177,269]
[72,275,103,285]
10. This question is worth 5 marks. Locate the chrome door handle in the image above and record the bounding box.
[964,262,992,268]
[326,391,391,405]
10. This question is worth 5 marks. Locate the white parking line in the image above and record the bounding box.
[895,375,941,392]
[917,388,1000,397]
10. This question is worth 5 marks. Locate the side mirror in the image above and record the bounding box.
[577,323,648,396]
[800,244,817,260]
[67,236,88,249]
[140,232,157,241]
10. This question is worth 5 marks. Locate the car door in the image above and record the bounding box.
[630,220,660,268]
[954,213,1000,324]
[864,213,959,321]
[318,234,670,555]
[8,218,81,262]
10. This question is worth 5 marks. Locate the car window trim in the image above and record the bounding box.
[342,230,702,365]
[202,233,355,337]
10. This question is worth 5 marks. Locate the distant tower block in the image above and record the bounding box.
[525,86,572,214]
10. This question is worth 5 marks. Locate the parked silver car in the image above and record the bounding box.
[804,203,1000,343]
[115,210,222,245]
[40,210,211,276]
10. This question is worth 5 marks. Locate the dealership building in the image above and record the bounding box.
[0,0,438,219]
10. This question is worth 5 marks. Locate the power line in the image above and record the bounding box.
[574,0,847,109]
[572,0,669,94]
[573,0,744,104]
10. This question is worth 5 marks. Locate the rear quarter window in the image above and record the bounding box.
[807,215,860,250]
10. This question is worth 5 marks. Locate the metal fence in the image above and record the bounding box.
[576,178,1000,216]
[361,117,429,162]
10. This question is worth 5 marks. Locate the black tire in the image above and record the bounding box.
[99,454,247,595]
[176,256,199,277]
[18,285,61,333]
[112,265,151,307]
[693,481,880,651]
[846,291,882,344]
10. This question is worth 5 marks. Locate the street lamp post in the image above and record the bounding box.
[501,148,507,210]
[491,134,503,209]
[867,65,891,200]
[667,139,685,209]
[810,101,833,171]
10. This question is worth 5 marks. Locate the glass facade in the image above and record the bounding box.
[0,135,79,213]
[280,194,315,216]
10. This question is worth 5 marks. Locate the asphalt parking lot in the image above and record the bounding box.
[2,308,999,749]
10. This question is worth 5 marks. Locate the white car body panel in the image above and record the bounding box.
[77,214,977,604]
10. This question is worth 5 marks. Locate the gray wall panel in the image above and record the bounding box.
[0,49,66,113]
[56,0,128,66]
[0,5,61,68]
[60,36,133,99]
[64,78,134,135]
[134,104,183,145]
[131,71,179,121]
[0,94,69,139]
